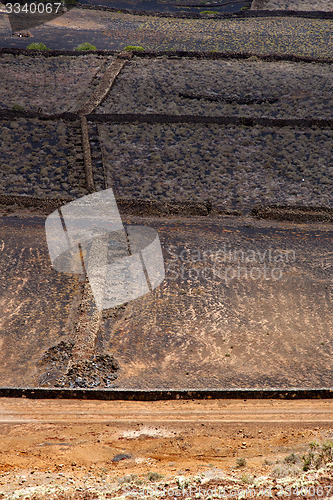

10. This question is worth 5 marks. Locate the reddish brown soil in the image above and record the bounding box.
[0,398,333,498]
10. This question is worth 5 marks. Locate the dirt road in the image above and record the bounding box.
[1,398,333,424]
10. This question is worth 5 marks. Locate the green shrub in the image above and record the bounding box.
[75,42,97,51]
[11,103,25,111]
[241,473,253,484]
[236,457,247,468]
[27,42,49,50]
[124,45,144,52]
[302,441,333,471]
[284,453,299,464]
[147,472,163,482]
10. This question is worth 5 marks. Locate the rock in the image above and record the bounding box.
[12,30,32,37]
[112,453,132,462]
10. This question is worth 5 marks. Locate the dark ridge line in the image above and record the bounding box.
[0,110,79,120]
[87,114,333,129]
[172,1,250,6]
[0,193,235,217]
[0,47,118,57]
[131,51,333,63]
[252,204,333,214]
[0,194,73,211]
[1,111,333,129]
[0,193,214,216]
[0,195,332,222]
[0,48,332,64]
[77,4,333,20]
[251,205,333,223]
[0,387,332,400]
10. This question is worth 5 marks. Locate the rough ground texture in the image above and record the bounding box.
[0,216,80,387]
[251,0,333,11]
[0,54,108,114]
[0,11,332,56]
[2,213,332,389]
[0,9,332,495]
[100,214,333,389]
[99,123,333,207]
[0,119,88,199]
[0,399,333,499]
[97,58,333,119]
[54,355,120,389]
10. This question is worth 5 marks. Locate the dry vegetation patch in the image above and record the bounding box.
[0,54,107,114]
[0,118,88,199]
[99,122,333,208]
[98,57,333,119]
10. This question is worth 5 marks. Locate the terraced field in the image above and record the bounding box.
[0,216,80,387]
[0,54,109,114]
[97,58,333,119]
[0,118,87,198]
[0,6,332,497]
[99,215,333,389]
[0,9,332,56]
[98,122,333,208]
[0,51,331,390]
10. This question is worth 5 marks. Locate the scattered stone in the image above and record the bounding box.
[12,30,32,37]
[55,355,120,389]
[112,454,132,462]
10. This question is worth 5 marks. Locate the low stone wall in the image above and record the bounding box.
[252,205,333,223]
[0,387,332,400]
[1,48,332,63]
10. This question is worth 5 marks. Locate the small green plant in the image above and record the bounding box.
[241,473,253,484]
[11,103,25,111]
[302,441,333,471]
[272,463,300,478]
[147,472,164,482]
[124,45,144,52]
[200,10,217,14]
[284,453,299,464]
[236,457,247,468]
[75,42,97,51]
[27,42,49,50]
